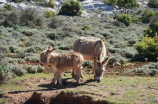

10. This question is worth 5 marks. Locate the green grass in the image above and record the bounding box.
[0,71,158,104]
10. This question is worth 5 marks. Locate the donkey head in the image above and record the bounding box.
[40,47,55,66]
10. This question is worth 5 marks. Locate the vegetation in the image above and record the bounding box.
[135,36,158,59]
[44,11,55,18]
[116,0,139,14]
[148,0,158,8]
[104,0,117,6]
[45,0,55,8]
[4,4,13,11]
[59,0,82,16]
[116,14,131,26]
[12,0,23,3]
[140,9,158,23]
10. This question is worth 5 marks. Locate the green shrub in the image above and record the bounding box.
[4,4,13,11]
[7,62,26,76]
[3,11,20,27]
[24,65,45,73]
[0,66,12,83]
[135,36,158,59]
[132,63,158,76]
[108,55,126,65]
[140,9,158,23]
[144,28,155,38]
[12,0,23,3]
[24,55,39,62]
[117,14,131,26]
[104,0,117,6]
[45,0,54,8]
[48,17,63,28]
[81,25,93,30]
[44,11,55,18]
[20,8,45,28]
[131,54,144,61]
[148,0,158,8]
[59,0,82,16]
[9,45,21,53]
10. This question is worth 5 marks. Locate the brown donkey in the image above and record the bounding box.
[40,47,84,86]
[73,37,109,82]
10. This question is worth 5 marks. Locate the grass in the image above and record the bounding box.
[0,72,158,104]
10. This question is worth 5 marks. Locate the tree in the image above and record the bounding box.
[148,0,158,8]
[59,0,82,16]
[104,0,117,6]
[116,0,139,14]
[117,14,131,26]
[135,36,158,59]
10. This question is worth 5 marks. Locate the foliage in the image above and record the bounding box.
[0,66,11,83]
[116,0,139,14]
[144,28,155,38]
[4,4,13,11]
[44,11,55,18]
[48,16,63,28]
[3,11,20,27]
[132,63,158,76]
[81,25,93,30]
[7,62,26,76]
[59,0,82,16]
[117,14,131,26]
[12,0,23,3]
[148,0,158,8]
[20,8,45,28]
[45,0,54,8]
[104,0,117,6]
[140,9,158,23]
[135,36,158,59]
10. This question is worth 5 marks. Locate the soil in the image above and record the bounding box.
[1,61,149,104]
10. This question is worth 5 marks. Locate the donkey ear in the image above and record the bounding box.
[102,57,109,65]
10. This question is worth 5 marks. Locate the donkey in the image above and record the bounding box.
[40,47,84,86]
[73,37,109,82]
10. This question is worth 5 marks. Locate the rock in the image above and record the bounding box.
[101,11,113,16]
[81,10,90,18]
[0,0,6,3]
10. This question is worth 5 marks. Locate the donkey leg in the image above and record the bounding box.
[58,71,62,86]
[75,69,81,84]
[71,70,75,78]
[53,72,58,87]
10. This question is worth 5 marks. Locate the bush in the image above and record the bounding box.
[45,0,54,8]
[81,25,93,30]
[108,55,126,65]
[48,16,63,28]
[44,11,55,18]
[7,62,26,76]
[140,9,158,23]
[148,0,158,8]
[104,0,117,6]
[4,4,13,11]
[132,63,158,76]
[117,14,131,26]
[3,11,20,27]
[135,36,158,59]
[12,0,23,3]
[59,0,82,16]
[0,66,12,83]
[131,54,144,61]
[24,65,45,73]
[20,8,45,28]
[144,28,155,38]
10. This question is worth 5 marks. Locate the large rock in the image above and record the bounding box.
[0,0,6,3]
[82,1,114,11]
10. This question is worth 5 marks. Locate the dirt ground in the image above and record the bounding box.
[0,62,151,104]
